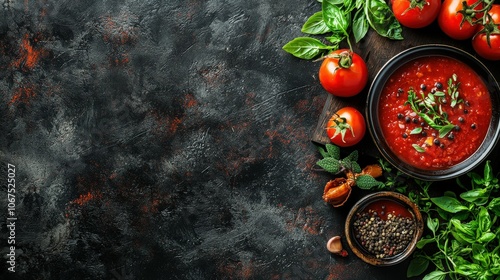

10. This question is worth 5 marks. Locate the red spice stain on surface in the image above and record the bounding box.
[325,263,349,280]
[9,84,37,106]
[151,111,184,136]
[294,99,310,114]
[11,33,47,72]
[169,117,182,133]
[141,199,162,214]
[198,63,227,87]
[101,15,138,45]
[184,93,198,108]
[218,259,255,279]
[70,191,103,207]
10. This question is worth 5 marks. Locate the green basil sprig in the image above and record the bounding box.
[404,160,500,280]
[283,0,403,59]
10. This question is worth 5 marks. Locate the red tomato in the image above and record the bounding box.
[319,49,368,97]
[392,0,441,29]
[438,0,483,40]
[473,5,500,61]
[326,107,366,147]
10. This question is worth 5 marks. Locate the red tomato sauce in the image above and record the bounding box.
[379,56,491,170]
[361,199,414,220]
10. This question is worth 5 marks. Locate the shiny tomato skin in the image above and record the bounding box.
[392,0,441,29]
[319,49,368,97]
[438,0,482,40]
[326,107,366,147]
[473,5,500,61]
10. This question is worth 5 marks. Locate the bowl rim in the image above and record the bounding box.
[366,44,500,181]
[344,191,424,266]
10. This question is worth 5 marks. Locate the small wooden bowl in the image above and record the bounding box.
[344,191,424,266]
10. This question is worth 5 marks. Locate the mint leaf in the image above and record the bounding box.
[355,174,383,189]
[317,158,341,174]
[325,143,340,159]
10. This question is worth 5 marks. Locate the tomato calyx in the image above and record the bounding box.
[457,0,484,26]
[403,0,426,15]
[319,50,353,71]
[328,113,355,144]
[477,15,500,47]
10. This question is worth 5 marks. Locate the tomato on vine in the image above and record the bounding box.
[392,0,441,29]
[438,0,483,40]
[318,49,368,97]
[473,4,500,61]
[326,107,366,147]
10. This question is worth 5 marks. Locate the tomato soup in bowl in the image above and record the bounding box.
[367,45,500,180]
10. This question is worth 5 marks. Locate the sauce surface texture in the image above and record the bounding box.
[379,56,491,170]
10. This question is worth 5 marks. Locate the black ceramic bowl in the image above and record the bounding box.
[366,44,500,181]
[345,191,424,266]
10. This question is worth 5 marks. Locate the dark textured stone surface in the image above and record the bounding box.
[0,1,498,279]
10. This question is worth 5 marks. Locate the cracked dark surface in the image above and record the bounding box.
[1,1,499,279]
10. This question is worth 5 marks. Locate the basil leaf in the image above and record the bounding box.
[302,12,330,35]
[450,219,477,244]
[477,206,492,233]
[322,0,344,6]
[460,188,489,205]
[416,237,435,249]
[282,37,333,59]
[343,0,356,13]
[455,263,482,277]
[477,232,495,243]
[431,196,468,213]
[438,124,454,138]
[483,160,493,182]
[412,144,425,153]
[322,1,350,34]
[411,127,422,134]
[325,33,345,46]
[352,8,368,43]
[427,217,439,235]
[407,256,429,277]
[487,197,500,216]
[422,270,446,280]
[364,0,403,40]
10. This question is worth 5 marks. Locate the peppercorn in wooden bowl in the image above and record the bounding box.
[345,191,424,266]
[366,44,500,181]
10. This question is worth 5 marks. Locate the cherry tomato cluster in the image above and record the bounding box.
[392,0,500,60]
[320,0,500,147]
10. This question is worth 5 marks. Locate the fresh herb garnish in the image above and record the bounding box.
[405,74,463,142]
[316,144,384,189]
[282,0,403,60]
[405,160,500,280]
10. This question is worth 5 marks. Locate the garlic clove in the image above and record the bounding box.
[327,236,348,257]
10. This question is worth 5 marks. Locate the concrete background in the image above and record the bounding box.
[1,0,498,279]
